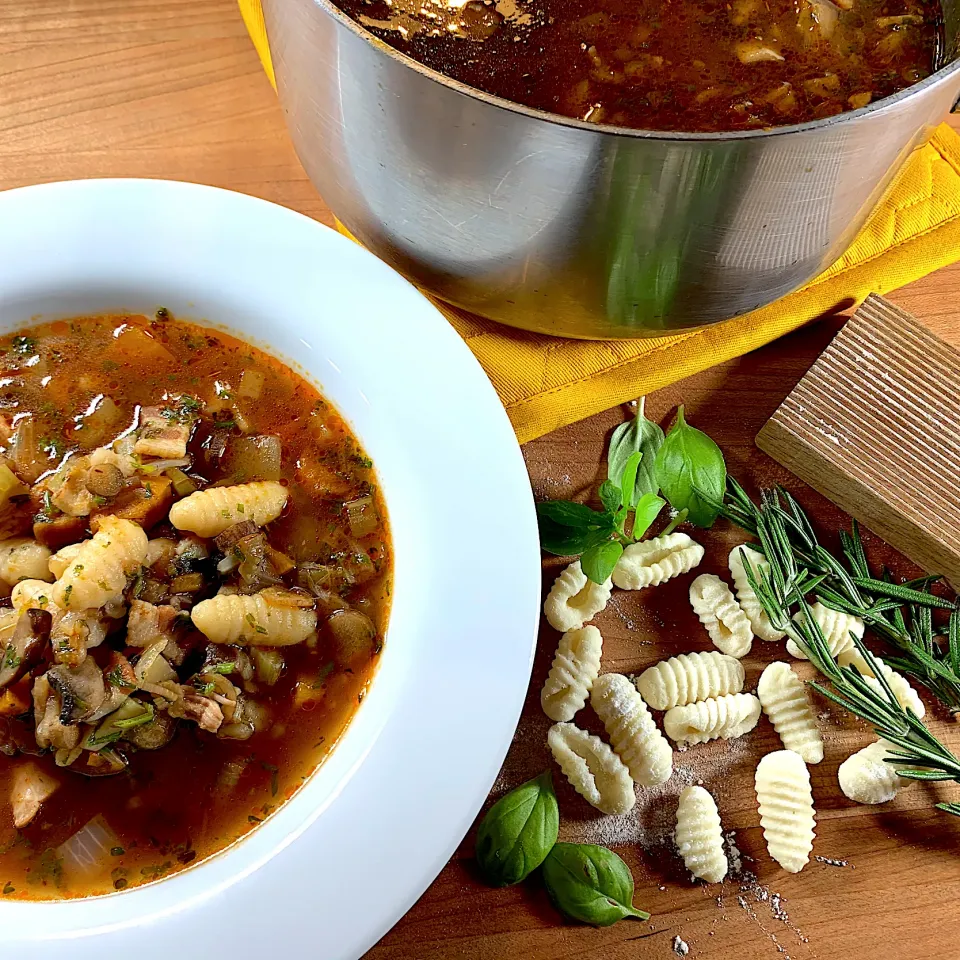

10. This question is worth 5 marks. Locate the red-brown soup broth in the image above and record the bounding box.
[0,314,390,898]
[335,0,941,130]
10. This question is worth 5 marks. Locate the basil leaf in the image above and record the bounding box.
[608,399,664,506]
[542,843,650,927]
[654,406,726,528]
[581,540,623,584]
[632,492,666,539]
[598,480,622,515]
[619,451,643,511]
[475,772,559,887]
[537,501,617,556]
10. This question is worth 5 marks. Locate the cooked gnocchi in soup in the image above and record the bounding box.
[0,314,390,898]
[335,0,942,130]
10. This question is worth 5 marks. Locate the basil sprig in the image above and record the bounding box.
[607,397,663,506]
[654,405,727,528]
[536,398,729,583]
[475,772,559,887]
[542,843,650,927]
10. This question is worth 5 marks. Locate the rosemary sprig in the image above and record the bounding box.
[726,482,960,816]
[739,545,960,817]
[721,480,960,715]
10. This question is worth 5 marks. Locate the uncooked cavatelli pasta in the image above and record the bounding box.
[612,533,704,590]
[547,721,635,816]
[837,649,926,718]
[674,785,728,883]
[786,601,864,660]
[191,590,317,646]
[756,661,824,764]
[542,560,612,633]
[689,574,753,658]
[728,544,785,642]
[838,739,913,804]
[590,673,672,786]
[635,650,744,711]
[169,480,289,538]
[663,693,762,745]
[52,517,148,611]
[755,749,816,873]
[540,625,603,722]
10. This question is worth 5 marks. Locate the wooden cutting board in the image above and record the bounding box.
[3,4,960,959]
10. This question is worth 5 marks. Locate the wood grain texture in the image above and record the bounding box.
[758,294,960,586]
[1,4,960,959]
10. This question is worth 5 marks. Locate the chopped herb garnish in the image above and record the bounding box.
[39,436,65,458]
[102,359,120,372]
[312,661,335,690]
[193,681,215,696]
[2,883,14,895]
[210,662,236,675]
[143,484,154,500]
[114,703,155,730]
[110,846,125,857]
[156,307,170,320]
[248,815,263,824]
[1,645,20,670]
[262,762,280,797]
[10,335,36,356]
[105,666,127,687]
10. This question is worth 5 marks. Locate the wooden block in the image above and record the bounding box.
[756,293,960,586]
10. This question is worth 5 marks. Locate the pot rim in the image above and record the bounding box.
[296,0,960,140]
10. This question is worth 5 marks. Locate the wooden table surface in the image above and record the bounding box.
[3,3,960,958]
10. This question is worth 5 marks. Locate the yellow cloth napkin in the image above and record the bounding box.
[239,0,960,443]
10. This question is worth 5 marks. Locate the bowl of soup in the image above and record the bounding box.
[259,0,960,337]
[0,178,541,960]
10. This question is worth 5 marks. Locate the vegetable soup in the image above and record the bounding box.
[334,0,942,130]
[0,313,390,898]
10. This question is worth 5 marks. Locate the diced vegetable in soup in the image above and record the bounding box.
[0,314,390,898]
[334,0,942,130]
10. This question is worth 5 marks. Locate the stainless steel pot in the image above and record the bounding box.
[262,0,960,338]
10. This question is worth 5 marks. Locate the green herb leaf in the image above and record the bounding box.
[632,493,666,540]
[537,501,617,557]
[618,452,643,512]
[542,843,650,927]
[654,406,726,528]
[598,480,622,515]
[608,398,664,507]
[580,540,624,585]
[475,771,559,887]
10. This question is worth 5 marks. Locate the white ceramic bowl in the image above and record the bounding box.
[0,180,540,959]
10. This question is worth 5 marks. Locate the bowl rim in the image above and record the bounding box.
[0,177,542,960]
[277,0,960,142]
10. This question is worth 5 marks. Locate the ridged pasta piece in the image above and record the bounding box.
[590,673,672,786]
[547,721,635,816]
[675,785,727,883]
[542,560,612,633]
[837,649,926,718]
[190,593,317,647]
[0,539,53,586]
[191,591,317,646]
[838,739,913,804]
[728,544,785,641]
[635,651,744,711]
[664,693,761,745]
[755,749,816,873]
[11,579,58,613]
[169,480,289,538]
[52,518,147,611]
[48,543,83,580]
[540,626,603,722]
[757,661,824,764]
[689,574,753,658]
[612,533,704,590]
[786,602,864,660]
